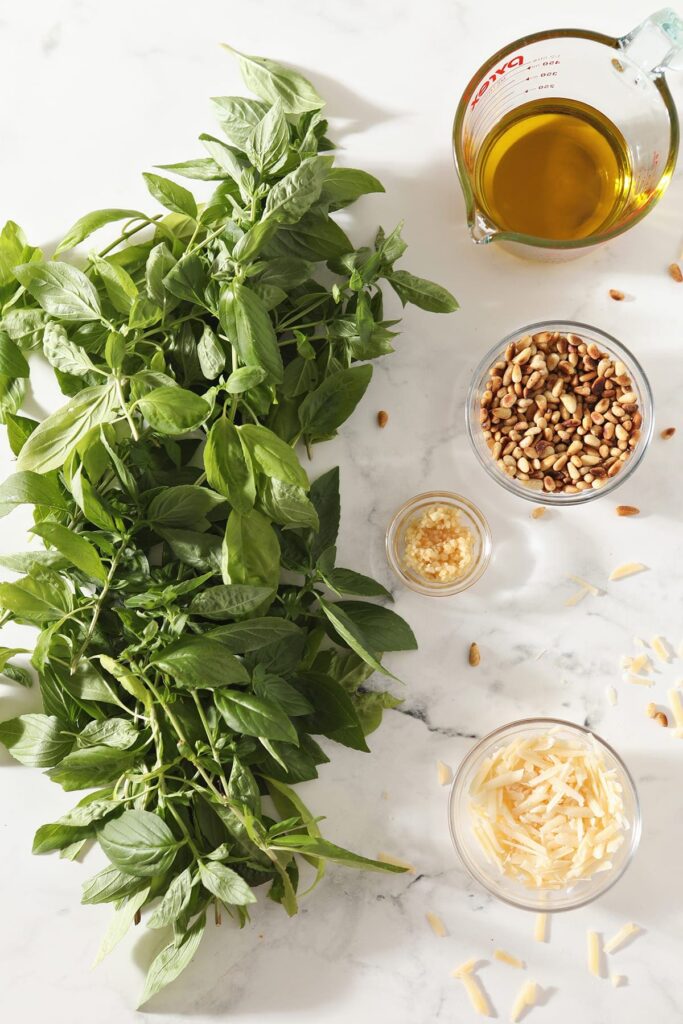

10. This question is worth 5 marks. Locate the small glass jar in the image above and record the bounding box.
[385,491,492,597]
[466,320,654,506]
[448,718,641,912]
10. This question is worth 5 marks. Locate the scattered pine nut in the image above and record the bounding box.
[669,262,683,282]
[611,974,626,988]
[437,761,453,786]
[530,506,546,519]
[616,505,639,517]
[468,642,480,667]
[377,410,389,428]
[654,711,668,727]
[609,288,625,301]
[661,426,676,440]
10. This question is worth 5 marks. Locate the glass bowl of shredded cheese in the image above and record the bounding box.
[385,491,492,596]
[449,718,641,911]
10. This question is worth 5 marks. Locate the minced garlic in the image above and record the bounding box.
[403,504,474,583]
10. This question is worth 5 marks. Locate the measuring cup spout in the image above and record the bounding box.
[468,207,499,245]
[621,8,683,73]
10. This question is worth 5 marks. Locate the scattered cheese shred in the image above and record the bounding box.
[629,653,652,675]
[565,587,589,607]
[668,689,683,735]
[452,957,478,978]
[587,930,601,977]
[494,948,525,969]
[437,760,453,786]
[625,674,654,687]
[634,636,648,648]
[534,912,548,943]
[611,974,626,988]
[604,922,641,954]
[510,980,537,1022]
[652,635,672,663]
[606,686,618,707]
[468,732,629,890]
[376,852,416,873]
[609,562,648,581]
[568,575,602,596]
[459,972,493,1016]
[426,911,447,938]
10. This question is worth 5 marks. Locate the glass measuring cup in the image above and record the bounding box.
[453,9,683,259]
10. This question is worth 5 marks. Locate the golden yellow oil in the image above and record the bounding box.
[474,99,633,240]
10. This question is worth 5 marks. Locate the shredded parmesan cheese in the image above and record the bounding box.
[606,686,618,706]
[604,922,641,953]
[452,957,478,978]
[565,587,589,607]
[626,674,654,687]
[376,852,416,873]
[568,575,602,596]
[668,689,683,735]
[630,653,652,675]
[587,930,601,977]
[426,911,447,937]
[611,973,626,987]
[510,980,537,1022]
[609,562,648,581]
[459,972,492,1016]
[652,635,672,663]
[437,760,453,786]
[534,912,548,942]
[494,948,525,969]
[468,732,629,890]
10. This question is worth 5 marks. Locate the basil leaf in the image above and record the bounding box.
[246,99,289,173]
[208,618,300,652]
[335,600,417,651]
[0,470,68,518]
[219,282,283,383]
[258,477,319,530]
[5,413,38,455]
[17,382,118,474]
[198,133,244,181]
[159,528,222,574]
[238,423,308,489]
[215,688,298,743]
[150,637,249,688]
[157,157,226,181]
[210,96,269,147]
[297,671,368,751]
[13,261,102,322]
[189,583,274,621]
[137,912,206,1009]
[91,255,138,314]
[318,598,396,680]
[322,568,392,601]
[145,242,177,306]
[0,713,73,767]
[147,867,195,929]
[225,366,266,395]
[82,865,147,905]
[223,45,325,114]
[92,886,150,967]
[146,484,225,529]
[77,718,139,749]
[309,467,340,558]
[253,674,313,717]
[137,385,210,434]
[0,572,72,623]
[98,809,180,878]
[0,646,29,672]
[162,252,208,305]
[43,323,98,378]
[387,270,458,313]
[267,209,352,260]
[299,365,371,441]
[55,208,146,254]
[269,834,406,872]
[204,418,255,514]
[47,746,139,791]
[0,331,29,377]
[30,522,107,582]
[142,173,197,219]
[197,325,225,378]
[321,167,385,209]
[263,156,331,225]
[198,861,256,905]
[222,509,280,589]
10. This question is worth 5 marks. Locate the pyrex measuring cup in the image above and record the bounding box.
[453,9,683,259]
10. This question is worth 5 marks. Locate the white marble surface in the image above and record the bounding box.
[2,1,683,1021]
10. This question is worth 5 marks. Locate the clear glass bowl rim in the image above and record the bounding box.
[448,716,642,912]
[385,490,492,596]
[465,319,654,506]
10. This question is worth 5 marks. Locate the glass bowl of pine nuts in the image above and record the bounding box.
[466,321,653,505]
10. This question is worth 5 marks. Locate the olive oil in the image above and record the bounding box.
[474,98,633,241]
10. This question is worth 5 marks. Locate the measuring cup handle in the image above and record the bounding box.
[620,8,683,73]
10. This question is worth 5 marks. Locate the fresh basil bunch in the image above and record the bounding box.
[0,45,456,1006]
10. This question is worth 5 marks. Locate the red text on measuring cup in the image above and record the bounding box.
[470,55,525,110]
